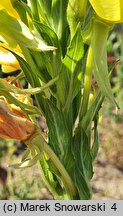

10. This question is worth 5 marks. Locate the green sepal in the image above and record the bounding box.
[81,92,104,130]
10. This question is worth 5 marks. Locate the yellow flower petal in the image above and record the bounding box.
[0,0,19,19]
[0,43,24,72]
[0,47,21,71]
[1,65,18,73]
[89,0,123,23]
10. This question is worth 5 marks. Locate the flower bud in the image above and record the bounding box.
[0,99,35,140]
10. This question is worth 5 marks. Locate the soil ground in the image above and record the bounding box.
[92,115,123,199]
[92,149,123,199]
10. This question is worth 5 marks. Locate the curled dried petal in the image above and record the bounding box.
[0,99,35,140]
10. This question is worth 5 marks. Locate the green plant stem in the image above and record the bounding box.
[80,45,93,119]
[26,129,77,199]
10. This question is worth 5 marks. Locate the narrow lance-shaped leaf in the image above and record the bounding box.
[0,76,58,95]
[37,0,52,25]
[11,0,29,26]
[72,128,92,199]
[45,100,72,163]
[91,117,99,161]
[57,26,84,107]
[0,9,55,51]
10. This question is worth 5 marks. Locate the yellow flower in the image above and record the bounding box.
[89,0,123,23]
[0,46,22,72]
[0,99,35,141]
[0,32,24,72]
[0,0,19,19]
[0,1,23,73]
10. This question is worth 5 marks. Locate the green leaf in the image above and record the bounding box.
[2,46,51,116]
[0,9,55,51]
[20,0,32,18]
[0,77,58,95]
[39,153,63,199]
[57,26,84,107]
[33,21,62,78]
[45,100,73,167]
[51,0,68,40]
[12,0,29,26]
[63,26,84,72]
[2,46,42,85]
[74,166,92,200]
[34,21,59,47]
[72,128,93,199]
[81,92,104,130]
[38,0,52,25]
[91,118,99,161]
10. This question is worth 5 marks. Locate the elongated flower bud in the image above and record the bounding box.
[0,99,35,140]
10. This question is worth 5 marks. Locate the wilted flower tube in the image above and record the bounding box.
[0,99,35,140]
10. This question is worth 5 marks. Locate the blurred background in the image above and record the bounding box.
[0,24,123,200]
